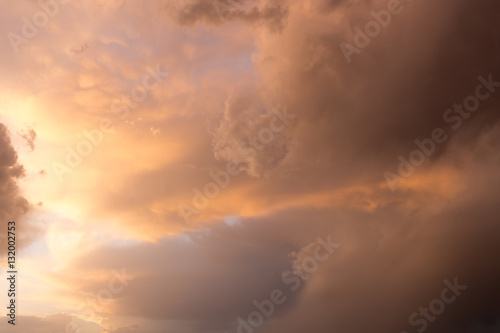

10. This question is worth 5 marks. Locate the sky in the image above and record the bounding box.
[1,0,500,332]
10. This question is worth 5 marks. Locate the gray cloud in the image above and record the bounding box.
[0,123,30,249]
[164,0,289,32]
[18,127,37,151]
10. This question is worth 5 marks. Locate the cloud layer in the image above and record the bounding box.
[1,0,500,332]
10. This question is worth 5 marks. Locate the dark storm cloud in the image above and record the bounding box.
[248,1,500,329]
[260,128,500,333]
[197,0,500,203]
[136,0,500,332]
[249,0,500,188]
[0,123,43,255]
[0,123,29,224]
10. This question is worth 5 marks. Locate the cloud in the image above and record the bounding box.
[48,224,296,332]
[242,0,500,189]
[104,325,139,333]
[212,94,294,177]
[0,123,32,251]
[1,0,500,332]
[47,128,500,333]
[0,314,104,333]
[164,0,289,32]
[18,126,37,151]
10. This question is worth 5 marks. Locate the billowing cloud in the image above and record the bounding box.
[0,123,27,219]
[0,123,39,255]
